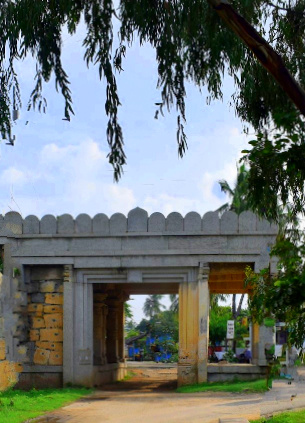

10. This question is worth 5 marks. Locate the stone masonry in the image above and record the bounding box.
[0,208,277,389]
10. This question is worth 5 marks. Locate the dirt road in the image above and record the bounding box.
[33,364,305,423]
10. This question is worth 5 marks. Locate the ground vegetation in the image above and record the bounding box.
[0,388,92,423]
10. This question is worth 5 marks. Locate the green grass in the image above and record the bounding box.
[250,409,305,422]
[121,371,136,381]
[0,387,92,423]
[177,378,268,394]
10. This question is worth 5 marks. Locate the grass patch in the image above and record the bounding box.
[250,408,305,422]
[121,371,136,381]
[177,378,268,394]
[0,387,92,423]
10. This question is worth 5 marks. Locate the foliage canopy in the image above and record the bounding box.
[246,229,305,347]
[1,0,305,185]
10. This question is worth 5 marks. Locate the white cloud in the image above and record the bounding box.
[0,167,27,186]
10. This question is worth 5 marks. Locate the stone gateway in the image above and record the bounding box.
[0,208,277,390]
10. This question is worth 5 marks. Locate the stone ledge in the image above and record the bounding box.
[21,365,63,373]
[208,364,266,374]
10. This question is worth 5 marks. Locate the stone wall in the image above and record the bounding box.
[26,267,64,366]
[0,273,23,391]
[0,209,277,235]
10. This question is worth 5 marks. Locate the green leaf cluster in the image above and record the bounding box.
[1,1,305,179]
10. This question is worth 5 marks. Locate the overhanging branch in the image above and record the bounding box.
[207,0,305,118]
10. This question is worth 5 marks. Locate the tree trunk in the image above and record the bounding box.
[207,0,305,117]
[236,294,245,319]
[232,294,236,319]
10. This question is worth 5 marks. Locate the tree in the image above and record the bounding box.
[124,301,133,321]
[209,305,231,346]
[242,126,305,220]
[143,294,165,319]
[217,164,252,216]
[246,226,305,348]
[217,164,251,319]
[137,309,179,342]
[1,0,305,185]
[169,294,179,313]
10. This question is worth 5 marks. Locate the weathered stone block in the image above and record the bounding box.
[57,214,74,234]
[36,341,62,351]
[32,317,45,329]
[75,214,92,233]
[14,291,27,304]
[25,281,40,293]
[55,282,64,293]
[30,330,40,341]
[184,212,201,232]
[28,303,44,314]
[45,293,63,305]
[220,211,238,233]
[166,212,183,231]
[31,293,45,303]
[14,324,29,342]
[92,213,109,234]
[33,348,50,365]
[202,211,220,233]
[40,214,57,234]
[239,211,257,233]
[148,212,165,232]
[0,338,6,360]
[49,350,63,365]
[23,215,40,234]
[44,313,63,329]
[17,345,28,357]
[44,305,63,314]
[4,211,22,234]
[40,329,63,342]
[40,281,56,293]
[109,213,127,234]
[31,266,63,281]
[127,208,148,232]
[24,341,36,363]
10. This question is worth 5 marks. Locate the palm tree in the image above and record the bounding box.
[143,295,165,318]
[210,294,229,310]
[217,164,251,216]
[216,164,251,319]
[169,294,179,313]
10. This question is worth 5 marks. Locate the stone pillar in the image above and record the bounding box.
[93,294,107,365]
[106,300,119,364]
[63,265,74,385]
[117,301,125,362]
[63,267,94,386]
[197,263,210,383]
[252,323,275,366]
[101,306,108,365]
[178,263,210,387]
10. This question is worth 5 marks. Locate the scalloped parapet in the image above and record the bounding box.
[166,212,183,232]
[148,212,165,232]
[0,208,278,235]
[75,214,92,234]
[128,208,148,232]
[92,213,109,234]
[23,215,39,234]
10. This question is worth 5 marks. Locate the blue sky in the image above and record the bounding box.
[1,23,251,322]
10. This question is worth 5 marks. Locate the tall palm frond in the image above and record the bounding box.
[169,294,179,313]
[143,295,165,318]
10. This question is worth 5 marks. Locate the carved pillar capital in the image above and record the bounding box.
[63,265,73,283]
[198,262,210,281]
